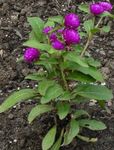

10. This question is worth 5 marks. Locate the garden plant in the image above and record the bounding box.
[0,1,114,150]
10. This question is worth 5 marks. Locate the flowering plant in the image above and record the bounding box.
[0,1,114,150]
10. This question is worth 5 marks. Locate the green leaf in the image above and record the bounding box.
[86,57,101,67]
[101,11,114,18]
[102,25,111,33]
[64,52,89,67]
[50,129,64,150]
[44,19,55,27]
[42,126,56,150]
[91,28,100,34]
[0,89,37,113]
[38,80,55,96]
[75,84,113,100]
[57,102,70,120]
[72,96,90,103]
[23,39,51,51]
[62,61,103,81]
[58,91,71,101]
[73,110,90,119]
[63,119,79,145]
[25,73,45,81]
[77,135,98,142]
[79,119,107,130]
[78,4,89,13]
[67,71,96,83]
[49,16,63,24]
[28,104,53,123]
[41,84,64,104]
[84,19,94,34]
[27,17,44,41]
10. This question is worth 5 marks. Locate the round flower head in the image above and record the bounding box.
[43,26,53,34]
[52,39,65,50]
[90,3,104,15]
[24,47,40,63]
[99,2,113,12]
[64,13,80,29]
[63,28,80,45]
[50,33,57,42]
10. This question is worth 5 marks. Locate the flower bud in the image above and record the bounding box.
[99,2,113,12]
[90,3,104,15]
[64,13,80,29]
[52,40,65,50]
[43,26,53,34]
[63,28,80,45]
[24,47,40,63]
[50,33,57,42]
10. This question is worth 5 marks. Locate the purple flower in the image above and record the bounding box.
[43,26,53,34]
[24,47,40,63]
[50,33,57,42]
[57,28,64,34]
[64,13,80,29]
[63,28,80,45]
[52,39,65,50]
[99,2,113,12]
[90,3,104,15]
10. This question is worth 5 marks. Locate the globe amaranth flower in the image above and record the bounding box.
[99,2,113,12]
[52,39,65,50]
[64,13,80,29]
[90,3,104,15]
[43,26,53,34]
[24,47,40,63]
[49,33,57,42]
[63,28,80,45]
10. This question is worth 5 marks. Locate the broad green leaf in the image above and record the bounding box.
[75,84,113,100]
[23,39,51,51]
[77,135,98,142]
[49,16,63,24]
[64,52,89,67]
[67,71,96,83]
[73,110,90,119]
[27,17,44,41]
[35,61,53,72]
[29,30,38,40]
[28,104,53,123]
[50,129,64,150]
[42,126,56,150]
[101,11,114,18]
[16,56,24,63]
[56,102,70,120]
[44,19,55,27]
[78,4,89,13]
[41,84,64,104]
[102,25,110,33]
[63,119,79,145]
[79,119,107,130]
[25,73,45,81]
[0,89,37,113]
[59,91,71,101]
[84,19,94,34]
[38,80,55,96]
[62,61,103,81]
[72,44,83,53]
[91,28,100,34]
[86,57,101,67]
[72,95,90,103]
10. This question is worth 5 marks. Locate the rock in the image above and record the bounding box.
[101,67,110,79]
[110,61,114,70]
[8,113,14,119]
[110,40,114,47]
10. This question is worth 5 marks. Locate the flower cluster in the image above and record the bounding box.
[90,1,113,15]
[23,1,113,63]
[44,13,81,50]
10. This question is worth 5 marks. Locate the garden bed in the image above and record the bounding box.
[0,0,114,150]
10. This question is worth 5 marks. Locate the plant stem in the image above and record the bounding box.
[80,17,103,57]
[59,63,69,91]
[80,35,91,57]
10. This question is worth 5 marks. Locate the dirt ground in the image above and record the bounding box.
[0,0,114,150]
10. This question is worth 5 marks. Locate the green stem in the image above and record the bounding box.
[59,63,69,91]
[80,35,91,57]
[80,17,103,57]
